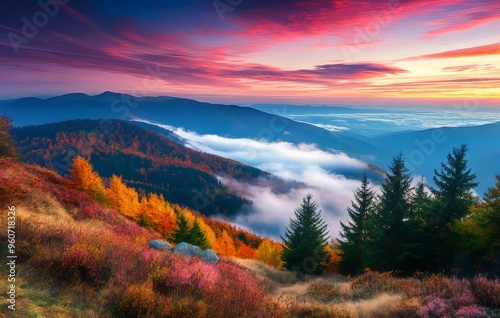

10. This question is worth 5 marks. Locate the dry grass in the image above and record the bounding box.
[234,258,298,284]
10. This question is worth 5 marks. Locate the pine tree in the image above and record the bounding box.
[187,219,210,249]
[369,153,420,273]
[338,173,376,275]
[429,145,478,272]
[432,144,478,223]
[281,194,330,274]
[172,212,191,244]
[410,179,433,225]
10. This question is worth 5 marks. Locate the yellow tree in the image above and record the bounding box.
[0,114,17,160]
[180,209,216,248]
[214,230,236,256]
[71,156,106,204]
[106,175,140,219]
[256,239,283,268]
[139,193,177,237]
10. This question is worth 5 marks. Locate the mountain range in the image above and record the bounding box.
[3,92,499,195]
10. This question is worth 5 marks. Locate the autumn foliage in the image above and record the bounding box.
[106,174,140,219]
[71,156,107,203]
[69,156,275,261]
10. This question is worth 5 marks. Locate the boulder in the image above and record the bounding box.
[148,239,173,251]
[173,242,203,258]
[201,249,219,264]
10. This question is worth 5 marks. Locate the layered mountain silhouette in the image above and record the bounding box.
[2,92,382,161]
[4,92,499,193]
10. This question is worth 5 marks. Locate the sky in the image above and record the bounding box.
[1,0,500,105]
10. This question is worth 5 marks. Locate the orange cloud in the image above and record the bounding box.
[405,42,500,60]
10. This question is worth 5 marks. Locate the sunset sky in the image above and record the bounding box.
[1,0,499,105]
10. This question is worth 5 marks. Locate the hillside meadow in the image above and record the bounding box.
[1,159,499,317]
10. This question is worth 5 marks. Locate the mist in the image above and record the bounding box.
[140,120,381,238]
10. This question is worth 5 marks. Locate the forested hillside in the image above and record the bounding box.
[13,119,271,217]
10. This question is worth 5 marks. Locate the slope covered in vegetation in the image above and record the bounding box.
[0,159,283,317]
[13,119,268,217]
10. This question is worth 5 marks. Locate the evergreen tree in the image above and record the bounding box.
[187,219,210,249]
[338,173,376,275]
[409,179,441,272]
[432,144,478,223]
[369,153,420,273]
[172,213,191,244]
[410,179,433,225]
[281,194,330,274]
[430,145,478,272]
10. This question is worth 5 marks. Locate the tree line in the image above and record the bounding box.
[337,145,498,276]
[281,145,499,277]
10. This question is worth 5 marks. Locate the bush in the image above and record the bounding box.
[289,304,355,318]
[455,305,487,318]
[350,271,399,299]
[151,256,218,296]
[116,282,163,317]
[423,275,471,301]
[472,275,500,308]
[61,239,114,287]
[451,289,477,309]
[419,296,453,318]
[308,280,342,301]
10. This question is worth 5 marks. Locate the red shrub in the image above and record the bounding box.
[61,238,114,287]
[419,296,453,318]
[455,305,487,318]
[472,275,500,308]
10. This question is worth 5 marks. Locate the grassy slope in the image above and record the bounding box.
[1,159,498,318]
[0,160,279,317]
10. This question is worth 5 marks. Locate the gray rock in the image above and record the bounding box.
[173,242,203,258]
[148,240,173,251]
[201,249,219,264]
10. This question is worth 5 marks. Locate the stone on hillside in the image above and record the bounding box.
[148,239,173,251]
[201,249,219,264]
[173,242,203,258]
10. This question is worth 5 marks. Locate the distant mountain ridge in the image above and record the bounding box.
[371,122,500,194]
[6,92,499,194]
[1,92,383,161]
